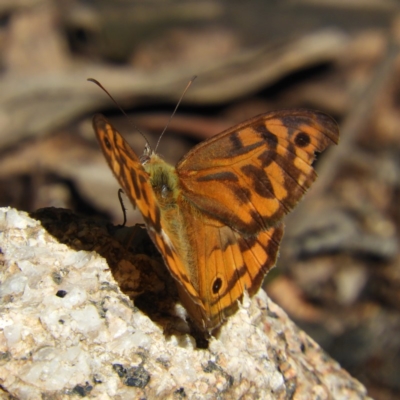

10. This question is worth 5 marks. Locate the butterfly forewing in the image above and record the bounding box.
[177,109,339,234]
[93,115,157,227]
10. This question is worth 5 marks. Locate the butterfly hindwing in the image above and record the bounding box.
[180,196,285,329]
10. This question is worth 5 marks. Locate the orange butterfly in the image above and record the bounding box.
[93,109,339,332]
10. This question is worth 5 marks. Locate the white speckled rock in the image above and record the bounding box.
[0,207,372,399]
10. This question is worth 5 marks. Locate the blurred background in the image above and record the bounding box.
[0,1,399,398]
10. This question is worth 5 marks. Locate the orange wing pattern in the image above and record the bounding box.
[177,110,338,234]
[93,115,159,229]
[178,197,284,329]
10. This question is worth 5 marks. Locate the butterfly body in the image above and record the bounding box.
[93,109,339,332]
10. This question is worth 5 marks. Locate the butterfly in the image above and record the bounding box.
[93,108,339,332]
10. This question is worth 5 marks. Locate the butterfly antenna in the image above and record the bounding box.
[87,78,152,151]
[154,75,197,153]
